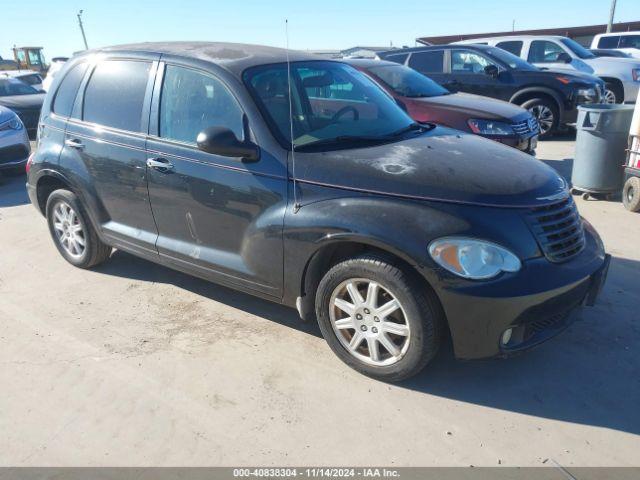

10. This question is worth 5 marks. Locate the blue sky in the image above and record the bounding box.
[1,0,637,60]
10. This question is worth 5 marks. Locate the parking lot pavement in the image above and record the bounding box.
[1,138,639,467]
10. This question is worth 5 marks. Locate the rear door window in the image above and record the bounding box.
[528,40,566,63]
[83,60,151,132]
[159,65,244,144]
[496,41,523,57]
[408,51,444,73]
[451,50,494,73]
[52,63,88,118]
[619,35,640,49]
[597,36,620,48]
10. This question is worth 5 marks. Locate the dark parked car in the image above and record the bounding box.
[378,44,606,138]
[28,43,609,381]
[348,59,539,154]
[0,77,45,138]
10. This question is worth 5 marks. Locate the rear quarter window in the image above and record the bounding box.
[52,63,88,118]
[408,51,444,73]
[82,60,151,132]
[597,36,620,49]
[496,41,523,57]
[384,53,409,65]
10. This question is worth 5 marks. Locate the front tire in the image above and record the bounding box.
[46,189,112,268]
[521,98,559,139]
[623,177,640,212]
[315,254,443,382]
[603,82,623,104]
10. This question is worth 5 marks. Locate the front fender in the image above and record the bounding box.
[510,87,565,114]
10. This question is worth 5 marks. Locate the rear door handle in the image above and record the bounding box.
[147,157,174,171]
[64,138,84,150]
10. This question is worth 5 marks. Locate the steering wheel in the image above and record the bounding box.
[331,106,359,123]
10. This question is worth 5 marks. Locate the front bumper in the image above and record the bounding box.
[494,135,538,155]
[435,224,608,359]
[0,128,30,170]
[622,80,639,103]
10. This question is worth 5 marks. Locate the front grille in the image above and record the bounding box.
[512,116,539,136]
[0,144,29,164]
[526,196,585,263]
[524,311,570,341]
[14,108,40,130]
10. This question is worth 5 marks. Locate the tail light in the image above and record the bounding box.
[26,152,35,174]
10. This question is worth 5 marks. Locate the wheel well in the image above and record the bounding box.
[36,176,72,215]
[599,77,624,102]
[298,241,440,323]
[512,91,560,111]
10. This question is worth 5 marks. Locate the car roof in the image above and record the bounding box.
[457,35,567,43]
[594,31,640,37]
[343,58,399,68]
[379,44,496,56]
[89,41,325,77]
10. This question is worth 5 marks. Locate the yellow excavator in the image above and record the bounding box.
[0,47,48,73]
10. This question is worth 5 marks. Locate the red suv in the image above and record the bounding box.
[348,59,539,154]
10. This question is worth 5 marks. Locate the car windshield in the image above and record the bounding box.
[0,78,39,96]
[244,61,417,150]
[484,46,538,70]
[366,64,449,98]
[560,38,596,59]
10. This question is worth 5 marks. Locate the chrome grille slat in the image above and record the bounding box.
[526,196,585,263]
[511,116,539,136]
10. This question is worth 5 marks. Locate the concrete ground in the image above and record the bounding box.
[0,137,638,467]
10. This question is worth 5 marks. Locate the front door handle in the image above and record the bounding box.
[147,157,174,171]
[64,138,84,150]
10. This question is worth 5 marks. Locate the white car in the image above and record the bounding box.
[0,70,44,91]
[591,32,640,59]
[41,57,68,92]
[0,105,30,172]
[455,35,640,104]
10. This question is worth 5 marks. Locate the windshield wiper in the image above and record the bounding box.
[294,135,390,151]
[386,122,434,137]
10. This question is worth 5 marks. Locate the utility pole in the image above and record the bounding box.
[512,20,515,32]
[607,0,617,33]
[77,10,89,50]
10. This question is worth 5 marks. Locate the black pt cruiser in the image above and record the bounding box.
[27,43,610,381]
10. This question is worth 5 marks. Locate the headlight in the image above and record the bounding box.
[428,237,521,280]
[577,87,596,98]
[0,117,23,131]
[632,68,640,82]
[467,119,514,136]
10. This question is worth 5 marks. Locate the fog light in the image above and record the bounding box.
[501,328,513,345]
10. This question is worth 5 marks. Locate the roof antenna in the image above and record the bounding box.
[285,19,301,213]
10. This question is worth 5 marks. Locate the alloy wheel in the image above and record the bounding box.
[52,201,86,259]
[329,278,410,366]
[528,105,554,136]
[602,89,617,105]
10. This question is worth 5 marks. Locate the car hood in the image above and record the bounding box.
[410,93,528,121]
[294,127,568,208]
[587,56,640,67]
[0,93,45,110]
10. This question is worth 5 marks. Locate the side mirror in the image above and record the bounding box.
[484,64,500,78]
[196,126,259,162]
[557,52,572,64]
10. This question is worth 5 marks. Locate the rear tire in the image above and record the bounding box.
[521,98,559,140]
[623,177,640,212]
[315,254,443,382]
[46,189,112,268]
